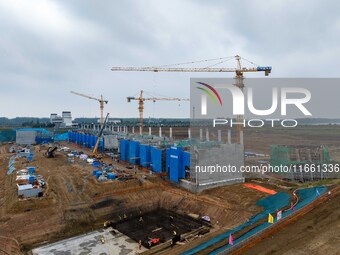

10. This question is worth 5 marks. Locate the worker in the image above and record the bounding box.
[139,216,144,223]
[101,237,105,244]
[148,237,160,247]
[138,240,142,250]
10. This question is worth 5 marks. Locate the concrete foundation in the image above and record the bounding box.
[32,228,146,255]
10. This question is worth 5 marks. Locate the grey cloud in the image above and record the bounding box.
[0,0,339,118]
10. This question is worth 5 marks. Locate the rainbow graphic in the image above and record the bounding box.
[196,82,222,106]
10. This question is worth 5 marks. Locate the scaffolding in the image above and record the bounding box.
[270,145,332,181]
[270,145,331,166]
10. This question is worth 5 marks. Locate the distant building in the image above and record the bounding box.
[50,113,58,123]
[62,111,73,127]
[50,111,75,128]
[50,114,63,128]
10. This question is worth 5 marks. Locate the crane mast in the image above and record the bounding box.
[70,91,108,128]
[127,90,189,134]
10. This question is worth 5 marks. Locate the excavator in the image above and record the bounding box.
[91,113,109,159]
[46,146,58,158]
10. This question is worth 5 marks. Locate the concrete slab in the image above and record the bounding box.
[32,228,147,255]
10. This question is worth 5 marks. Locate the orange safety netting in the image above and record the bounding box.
[243,183,277,195]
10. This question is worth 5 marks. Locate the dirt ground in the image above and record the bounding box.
[0,141,276,254]
[243,191,340,255]
[0,125,339,254]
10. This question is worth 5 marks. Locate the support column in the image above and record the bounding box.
[169,127,172,138]
[240,130,244,145]
[206,128,210,141]
[188,128,191,139]
[218,130,221,142]
[132,126,135,134]
[200,128,203,141]
[149,127,152,135]
[159,127,162,137]
[227,129,231,144]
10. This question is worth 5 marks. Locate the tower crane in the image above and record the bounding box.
[70,91,108,128]
[112,55,272,143]
[127,90,189,134]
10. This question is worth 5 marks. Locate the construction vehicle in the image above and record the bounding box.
[70,91,108,128]
[45,146,58,158]
[127,90,189,134]
[91,113,109,159]
[112,55,271,143]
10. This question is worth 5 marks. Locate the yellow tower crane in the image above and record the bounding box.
[70,91,108,128]
[127,90,189,134]
[112,55,271,143]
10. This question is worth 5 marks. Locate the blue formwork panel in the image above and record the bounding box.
[169,146,183,182]
[165,148,170,173]
[91,136,97,148]
[140,144,151,167]
[151,147,163,173]
[76,133,81,144]
[79,134,84,145]
[99,138,104,152]
[181,151,190,178]
[89,135,93,147]
[87,135,91,148]
[129,141,140,164]
[83,134,88,147]
[120,140,130,161]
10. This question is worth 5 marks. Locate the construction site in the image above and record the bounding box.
[1,55,340,255]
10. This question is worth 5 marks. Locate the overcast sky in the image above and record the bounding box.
[1,0,340,119]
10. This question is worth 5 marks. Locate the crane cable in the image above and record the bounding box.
[153,56,235,68]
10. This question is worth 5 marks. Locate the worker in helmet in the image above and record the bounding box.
[101,236,105,244]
